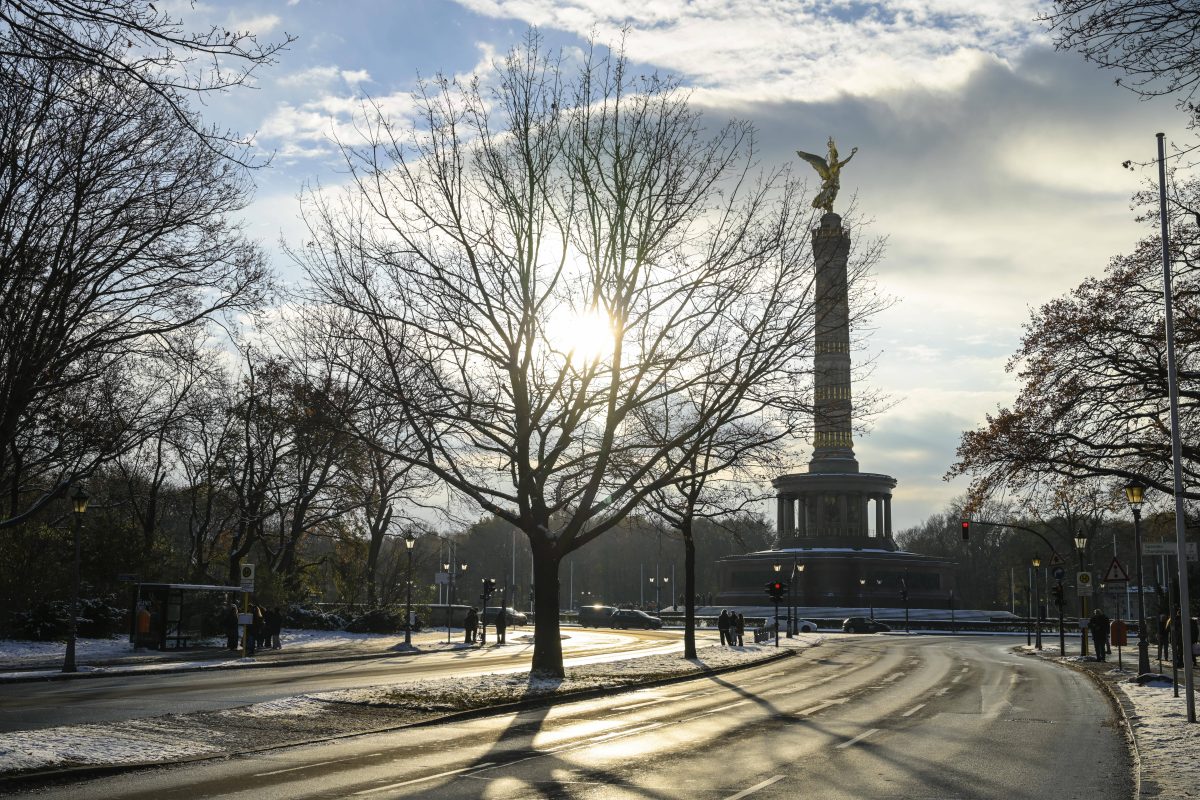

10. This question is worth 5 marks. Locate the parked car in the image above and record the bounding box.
[842,616,891,633]
[578,605,618,627]
[611,609,663,630]
[482,606,528,626]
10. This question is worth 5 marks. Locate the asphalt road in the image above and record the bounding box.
[0,628,682,732]
[17,635,1132,799]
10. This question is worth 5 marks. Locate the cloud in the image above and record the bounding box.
[452,0,1047,102]
[229,13,281,35]
[277,65,372,88]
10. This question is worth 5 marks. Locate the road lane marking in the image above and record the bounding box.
[793,698,847,716]
[951,675,963,683]
[352,763,494,794]
[587,721,663,743]
[724,775,785,799]
[936,688,950,696]
[901,703,926,717]
[836,728,879,749]
[255,759,338,777]
[883,672,903,682]
[611,698,669,711]
[699,699,750,715]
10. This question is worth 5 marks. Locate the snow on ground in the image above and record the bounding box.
[318,640,809,709]
[0,637,812,776]
[1118,676,1200,799]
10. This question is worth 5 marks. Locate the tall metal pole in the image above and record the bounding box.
[1026,567,1032,647]
[404,540,414,646]
[1033,565,1042,650]
[1157,132,1196,721]
[1132,505,1151,674]
[62,509,82,673]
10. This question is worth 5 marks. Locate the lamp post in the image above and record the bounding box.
[1032,556,1043,651]
[1074,531,1090,657]
[1124,480,1152,675]
[859,577,867,616]
[790,561,805,637]
[62,484,89,673]
[403,533,416,646]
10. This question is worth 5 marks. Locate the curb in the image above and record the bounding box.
[0,649,794,792]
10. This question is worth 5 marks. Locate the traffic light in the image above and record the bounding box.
[960,519,970,541]
[1051,583,1064,606]
[764,580,787,601]
[481,578,496,602]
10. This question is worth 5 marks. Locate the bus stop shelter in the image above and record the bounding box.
[129,583,246,650]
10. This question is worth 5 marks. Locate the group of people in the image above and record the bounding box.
[1158,609,1200,667]
[717,609,745,646]
[1087,607,1199,667]
[221,603,283,655]
[463,607,508,645]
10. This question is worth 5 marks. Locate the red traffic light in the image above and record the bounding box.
[960,520,970,541]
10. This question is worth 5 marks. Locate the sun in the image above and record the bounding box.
[546,308,616,362]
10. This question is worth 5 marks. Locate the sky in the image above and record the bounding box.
[184,0,1188,533]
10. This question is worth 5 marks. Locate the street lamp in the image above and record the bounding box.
[62,484,89,673]
[1124,479,1152,675]
[403,533,416,646]
[859,577,873,619]
[1074,531,1090,657]
[789,562,805,637]
[1032,556,1043,651]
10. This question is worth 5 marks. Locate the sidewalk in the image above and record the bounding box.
[0,628,487,682]
[1019,635,1200,799]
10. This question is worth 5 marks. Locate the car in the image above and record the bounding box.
[842,616,891,633]
[481,606,528,626]
[578,605,618,627]
[611,609,663,630]
[793,618,818,633]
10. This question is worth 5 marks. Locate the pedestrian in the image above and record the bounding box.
[1157,612,1169,662]
[222,603,239,651]
[717,610,730,646]
[256,605,269,650]
[735,612,745,647]
[248,605,265,656]
[1191,616,1200,667]
[1167,608,1184,667]
[266,607,283,649]
[464,606,478,644]
[1088,608,1110,662]
[495,608,507,645]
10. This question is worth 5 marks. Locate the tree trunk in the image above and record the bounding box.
[682,526,697,659]
[530,542,564,677]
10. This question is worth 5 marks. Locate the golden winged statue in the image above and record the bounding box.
[796,137,858,213]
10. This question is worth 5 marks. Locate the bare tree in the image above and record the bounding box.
[1044,2,1200,108]
[298,33,833,676]
[0,51,270,528]
[0,0,293,156]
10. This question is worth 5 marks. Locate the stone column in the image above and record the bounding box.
[797,497,807,538]
[782,496,795,543]
[884,496,893,538]
[809,213,859,475]
[875,495,884,538]
[776,495,786,542]
[837,493,848,537]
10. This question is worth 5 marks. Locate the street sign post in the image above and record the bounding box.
[1076,571,1094,596]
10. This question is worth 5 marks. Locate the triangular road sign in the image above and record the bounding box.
[1048,552,1066,567]
[1103,557,1130,582]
